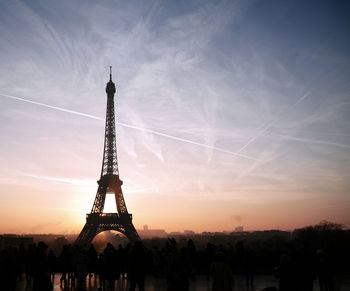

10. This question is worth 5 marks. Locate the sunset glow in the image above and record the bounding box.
[0,0,349,235]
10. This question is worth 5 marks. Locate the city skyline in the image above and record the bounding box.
[0,0,350,234]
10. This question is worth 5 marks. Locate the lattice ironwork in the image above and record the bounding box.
[76,67,140,244]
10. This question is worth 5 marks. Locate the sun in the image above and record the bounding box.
[103,194,118,213]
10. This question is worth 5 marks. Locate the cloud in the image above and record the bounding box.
[0,92,259,161]
[30,221,62,233]
[231,214,243,223]
[0,0,349,232]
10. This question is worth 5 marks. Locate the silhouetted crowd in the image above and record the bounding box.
[0,238,336,291]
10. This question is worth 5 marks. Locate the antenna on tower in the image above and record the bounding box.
[109,66,112,81]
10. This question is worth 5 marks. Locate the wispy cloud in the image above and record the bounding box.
[25,174,94,185]
[0,0,349,231]
[236,90,313,154]
[0,92,259,161]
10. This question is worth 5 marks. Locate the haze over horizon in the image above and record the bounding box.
[0,0,350,235]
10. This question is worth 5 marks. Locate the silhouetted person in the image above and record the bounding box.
[165,238,181,290]
[128,241,146,291]
[97,253,106,289]
[316,249,334,291]
[243,246,255,287]
[18,243,26,281]
[275,253,295,291]
[297,243,315,291]
[87,244,97,280]
[187,239,196,281]
[103,243,118,288]
[47,250,57,282]
[236,240,245,269]
[178,247,191,290]
[59,245,69,287]
[145,247,154,277]
[68,245,78,287]
[166,244,190,291]
[204,243,216,281]
[117,244,127,278]
[0,247,17,291]
[76,246,89,290]
[25,243,35,288]
[210,251,233,291]
[32,241,52,291]
[152,246,162,278]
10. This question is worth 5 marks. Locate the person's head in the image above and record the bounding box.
[213,251,226,262]
[37,241,48,253]
[280,253,289,265]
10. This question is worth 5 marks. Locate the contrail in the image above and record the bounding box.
[274,133,350,150]
[117,121,260,160]
[235,122,271,154]
[0,93,260,161]
[0,93,104,121]
[235,90,313,154]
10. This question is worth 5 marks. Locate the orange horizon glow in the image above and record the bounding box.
[0,185,348,235]
[0,1,349,237]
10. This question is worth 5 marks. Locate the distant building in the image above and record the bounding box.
[184,230,195,236]
[0,235,33,250]
[169,232,182,236]
[137,226,167,238]
[234,226,244,232]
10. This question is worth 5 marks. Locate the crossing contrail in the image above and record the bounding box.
[0,93,260,161]
[117,121,260,160]
[235,90,313,154]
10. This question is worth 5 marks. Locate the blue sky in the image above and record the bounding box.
[0,0,349,233]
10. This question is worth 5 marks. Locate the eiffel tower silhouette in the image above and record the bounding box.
[76,67,140,244]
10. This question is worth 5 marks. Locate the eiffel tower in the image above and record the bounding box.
[76,67,140,244]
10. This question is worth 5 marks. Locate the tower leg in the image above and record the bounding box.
[76,223,98,245]
[124,222,140,242]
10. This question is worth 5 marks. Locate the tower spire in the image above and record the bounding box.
[106,66,116,94]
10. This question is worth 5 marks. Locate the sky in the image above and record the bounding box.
[0,0,349,234]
